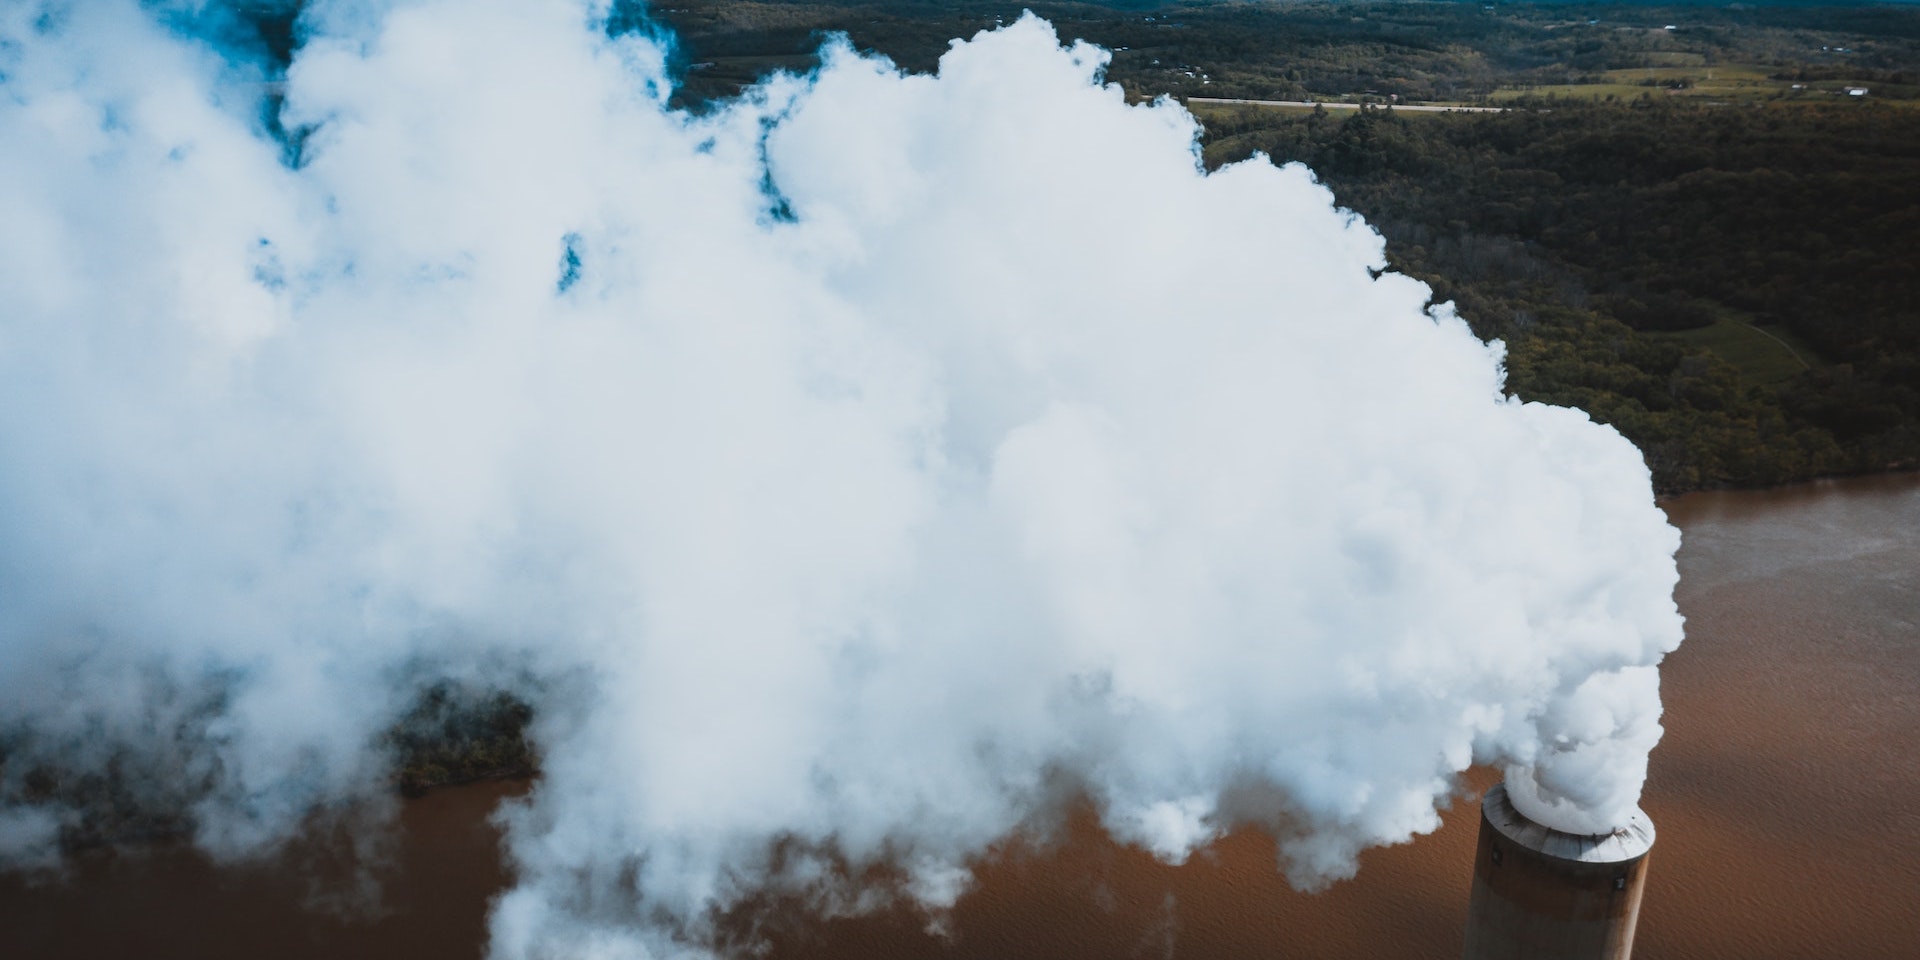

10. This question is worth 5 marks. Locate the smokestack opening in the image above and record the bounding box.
[1463,780,1655,960]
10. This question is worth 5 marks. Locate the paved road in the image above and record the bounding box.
[1186,96,1507,113]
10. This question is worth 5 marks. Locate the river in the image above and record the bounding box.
[3,475,1916,958]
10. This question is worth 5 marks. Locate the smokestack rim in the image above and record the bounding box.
[1481,781,1654,864]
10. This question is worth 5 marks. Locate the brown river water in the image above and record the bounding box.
[3,474,1916,959]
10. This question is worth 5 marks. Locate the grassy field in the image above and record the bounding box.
[1492,61,1917,104]
[1196,61,1914,109]
[1184,102,1495,127]
[1651,315,1822,385]
[1490,83,1654,102]
[1644,50,1710,68]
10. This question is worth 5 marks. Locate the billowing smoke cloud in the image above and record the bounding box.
[0,0,1682,954]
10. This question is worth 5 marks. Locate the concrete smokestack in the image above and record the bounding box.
[1462,781,1655,960]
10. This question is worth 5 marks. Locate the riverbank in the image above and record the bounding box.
[1653,463,1920,503]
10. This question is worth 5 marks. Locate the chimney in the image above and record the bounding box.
[1462,781,1655,960]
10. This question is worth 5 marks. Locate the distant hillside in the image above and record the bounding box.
[1204,99,1918,491]
[647,1,1919,492]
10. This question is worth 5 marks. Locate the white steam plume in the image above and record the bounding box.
[0,0,1682,954]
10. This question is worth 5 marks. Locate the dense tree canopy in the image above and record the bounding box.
[643,0,1920,493]
[1206,100,1918,491]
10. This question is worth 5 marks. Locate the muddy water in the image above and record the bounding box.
[0,781,523,960]
[1640,475,1920,960]
[3,475,1916,959]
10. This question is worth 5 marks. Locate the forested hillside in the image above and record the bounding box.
[1205,100,1919,491]
[654,0,1920,107]
[654,0,1920,493]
